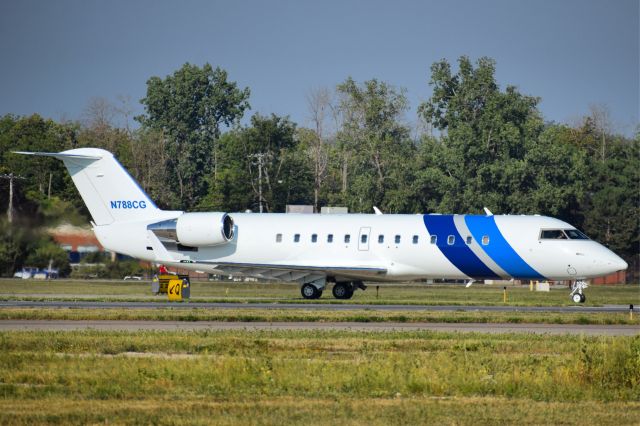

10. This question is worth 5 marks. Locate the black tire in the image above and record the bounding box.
[344,286,354,299]
[332,282,354,299]
[580,294,586,303]
[301,283,320,299]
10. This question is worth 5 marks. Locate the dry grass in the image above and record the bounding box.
[0,330,638,424]
[0,306,638,325]
[1,397,639,425]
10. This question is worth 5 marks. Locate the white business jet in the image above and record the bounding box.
[17,148,627,303]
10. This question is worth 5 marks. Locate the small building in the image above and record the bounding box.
[49,223,106,263]
[592,270,627,285]
[321,206,348,214]
[286,205,314,214]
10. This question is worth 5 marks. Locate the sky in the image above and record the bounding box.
[0,0,638,135]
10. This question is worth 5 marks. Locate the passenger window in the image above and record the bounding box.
[378,235,384,243]
[447,235,455,245]
[395,235,401,244]
[327,234,333,243]
[361,234,368,243]
[344,234,350,243]
[482,235,489,245]
[294,234,300,243]
[466,236,472,245]
[311,234,317,243]
[276,233,282,243]
[430,235,437,244]
[412,235,418,244]
[540,230,567,240]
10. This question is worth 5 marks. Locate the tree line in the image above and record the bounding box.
[0,56,638,280]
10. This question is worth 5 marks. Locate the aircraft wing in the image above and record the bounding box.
[179,260,387,283]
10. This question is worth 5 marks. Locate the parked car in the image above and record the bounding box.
[13,267,39,279]
[123,275,143,281]
[33,269,59,280]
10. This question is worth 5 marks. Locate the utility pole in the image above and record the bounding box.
[0,173,26,224]
[249,153,268,213]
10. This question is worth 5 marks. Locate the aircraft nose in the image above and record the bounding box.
[613,257,628,271]
[589,244,628,275]
[600,254,628,274]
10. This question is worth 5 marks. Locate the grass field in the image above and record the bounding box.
[1,279,638,325]
[1,307,639,325]
[1,279,639,306]
[0,330,638,425]
[1,280,638,424]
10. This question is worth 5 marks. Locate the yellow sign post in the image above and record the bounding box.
[168,279,184,301]
[153,274,190,300]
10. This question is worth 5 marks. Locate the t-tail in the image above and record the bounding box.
[14,148,163,225]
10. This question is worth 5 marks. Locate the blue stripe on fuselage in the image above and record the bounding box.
[423,215,500,279]
[464,215,545,279]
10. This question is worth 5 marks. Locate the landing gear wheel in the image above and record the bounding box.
[332,282,354,300]
[570,280,589,304]
[301,283,321,300]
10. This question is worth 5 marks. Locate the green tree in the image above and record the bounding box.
[25,240,70,276]
[335,77,417,213]
[0,114,80,220]
[203,114,313,213]
[137,63,250,210]
[417,57,540,212]
[416,56,588,219]
[581,133,639,281]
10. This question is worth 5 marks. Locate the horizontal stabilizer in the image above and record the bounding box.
[13,151,103,160]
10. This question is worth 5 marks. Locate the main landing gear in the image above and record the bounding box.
[301,280,366,300]
[570,280,588,304]
[301,283,323,299]
[332,282,354,299]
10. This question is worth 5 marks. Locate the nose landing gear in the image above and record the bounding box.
[570,280,588,303]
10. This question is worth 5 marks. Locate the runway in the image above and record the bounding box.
[0,319,637,335]
[0,299,636,313]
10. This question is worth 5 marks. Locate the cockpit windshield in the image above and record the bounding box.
[540,229,567,239]
[564,229,589,240]
[539,229,590,240]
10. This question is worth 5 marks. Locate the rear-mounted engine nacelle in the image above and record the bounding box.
[177,212,234,246]
[148,212,234,247]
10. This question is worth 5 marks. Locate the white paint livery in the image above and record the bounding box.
[17,148,628,302]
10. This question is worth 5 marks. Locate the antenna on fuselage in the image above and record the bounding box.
[373,206,383,215]
[483,207,493,216]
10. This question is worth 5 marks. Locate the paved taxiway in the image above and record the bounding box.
[0,300,636,313]
[0,320,637,335]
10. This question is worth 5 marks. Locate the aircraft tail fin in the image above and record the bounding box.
[15,148,161,225]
